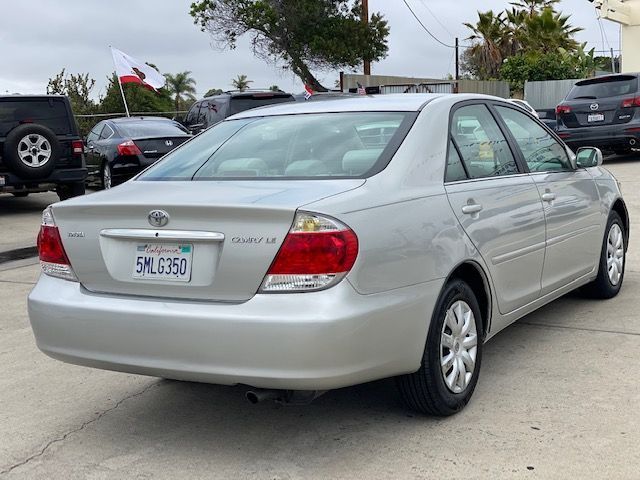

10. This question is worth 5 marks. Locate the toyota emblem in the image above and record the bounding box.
[590,103,599,111]
[148,210,169,227]
[165,140,173,147]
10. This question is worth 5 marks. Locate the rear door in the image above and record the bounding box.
[445,102,546,314]
[494,104,602,294]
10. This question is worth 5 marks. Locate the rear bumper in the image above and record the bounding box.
[28,274,441,390]
[0,167,87,192]
[558,124,640,150]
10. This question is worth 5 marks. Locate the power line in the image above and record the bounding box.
[402,0,455,49]
[416,0,455,38]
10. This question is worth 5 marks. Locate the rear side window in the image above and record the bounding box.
[567,76,638,100]
[228,95,294,116]
[495,106,571,172]
[445,140,467,182]
[139,112,415,181]
[0,99,71,136]
[451,104,519,179]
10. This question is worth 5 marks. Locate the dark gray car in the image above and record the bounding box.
[556,73,640,154]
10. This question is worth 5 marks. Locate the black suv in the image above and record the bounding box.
[182,90,295,134]
[0,95,87,200]
[556,73,640,154]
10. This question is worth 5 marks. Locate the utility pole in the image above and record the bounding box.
[611,47,616,73]
[362,0,371,76]
[455,37,460,81]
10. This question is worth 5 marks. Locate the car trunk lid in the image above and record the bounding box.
[51,179,364,302]
[135,136,191,160]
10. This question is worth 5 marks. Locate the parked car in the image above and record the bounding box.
[0,95,86,200]
[556,73,640,154]
[85,117,191,189]
[536,109,558,131]
[182,90,295,134]
[29,94,628,416]
[508,99,538,117]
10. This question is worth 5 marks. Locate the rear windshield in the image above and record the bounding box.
[228,95,295,115]
[567,76,638,100]
[0,99,72,136]
[118,121,188,138]
[138,112,415,180]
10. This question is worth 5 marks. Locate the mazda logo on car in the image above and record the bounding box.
[148,210,169,227]
[165,140,173,147]
[590,103,599,111]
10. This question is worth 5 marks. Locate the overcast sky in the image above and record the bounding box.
[0,0,620,99]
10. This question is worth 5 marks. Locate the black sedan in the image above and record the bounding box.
[85,117,191,189]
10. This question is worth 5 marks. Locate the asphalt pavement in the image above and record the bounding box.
[1,161,639,479]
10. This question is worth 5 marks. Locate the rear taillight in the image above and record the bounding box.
[117,139,142,156]
[621,97,640,108]
[556,105,572,115]
[71,140,84,156]
[260,212,358,292]
[37,207,77,281]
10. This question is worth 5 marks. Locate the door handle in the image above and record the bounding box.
[461,203,483,215]
[542,192,556,202]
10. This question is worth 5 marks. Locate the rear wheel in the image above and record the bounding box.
[102,163,112,189]
[56,181,86,201]
[396,279,483,416]
[582,211,625,299]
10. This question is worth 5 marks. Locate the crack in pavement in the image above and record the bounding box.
[519,321,640,337]
[0,382,160,477]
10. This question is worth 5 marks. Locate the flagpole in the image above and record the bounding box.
[110,46,130,117]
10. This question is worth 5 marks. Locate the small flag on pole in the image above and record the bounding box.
[357,82,367,95]
[111,47,166,92]
[304,84,314,100]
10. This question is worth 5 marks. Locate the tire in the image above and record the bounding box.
[396,279,483,416]
[582,211,626,299]
[2,124,60,179]
[102,162,112,190]
[56,181,86,201]
[11,192,29,198]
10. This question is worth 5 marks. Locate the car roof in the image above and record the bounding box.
[230,93,445,118]
[0,94,67,100]
[575,73,640,85]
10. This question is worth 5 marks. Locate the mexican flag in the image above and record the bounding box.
[110,47,165,91]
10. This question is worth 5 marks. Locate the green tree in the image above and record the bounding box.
[509,0,560,15]
[231,74,252,91]
[204,88,223,97]
[269,85,281,92]
[190,0,389,91]
[46,69,98,136]
[99,74,173,117]
[164,71,197,113]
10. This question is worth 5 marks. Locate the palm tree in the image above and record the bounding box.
[232,74,253,92]
[164,71,197,113]
[464,11,508,79]
[518,8,581,53]
[509,0,560,16]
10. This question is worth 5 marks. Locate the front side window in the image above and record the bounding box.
[139,112,415,181]
[184,103,200,125]
[495,105,571,172]
[451,104,519,179]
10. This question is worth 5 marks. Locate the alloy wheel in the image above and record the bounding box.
[440,300,478,394]
[606,223,624,286]
[17,134,52,167]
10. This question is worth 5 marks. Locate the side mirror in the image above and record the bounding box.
[576,147,603,168]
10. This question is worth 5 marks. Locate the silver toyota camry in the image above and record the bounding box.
[28,94,628,416]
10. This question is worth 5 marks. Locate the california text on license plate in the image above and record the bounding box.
[588,113,605,122]
[133,244,193,282]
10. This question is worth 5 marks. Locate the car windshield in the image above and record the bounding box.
[567,76,638,100]
[118,121,188,138]
[138,112,415,180]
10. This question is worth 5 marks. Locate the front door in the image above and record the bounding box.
[494,104,602,295]
[445,103,547,314]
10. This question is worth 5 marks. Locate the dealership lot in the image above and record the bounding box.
[1,158,639,479]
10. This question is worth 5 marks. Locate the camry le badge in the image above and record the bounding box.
[148,210,170,227]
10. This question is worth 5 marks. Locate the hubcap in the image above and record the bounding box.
[103,164,112,189]
[17,134,51,167]
[440,300,478,394]
[606,223,624,286]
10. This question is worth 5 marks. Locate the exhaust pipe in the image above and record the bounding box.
[245,389,281,404]
[245,389,327,405]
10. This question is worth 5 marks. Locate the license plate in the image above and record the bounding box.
[588,113,605,122]
[133,244,193,282]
